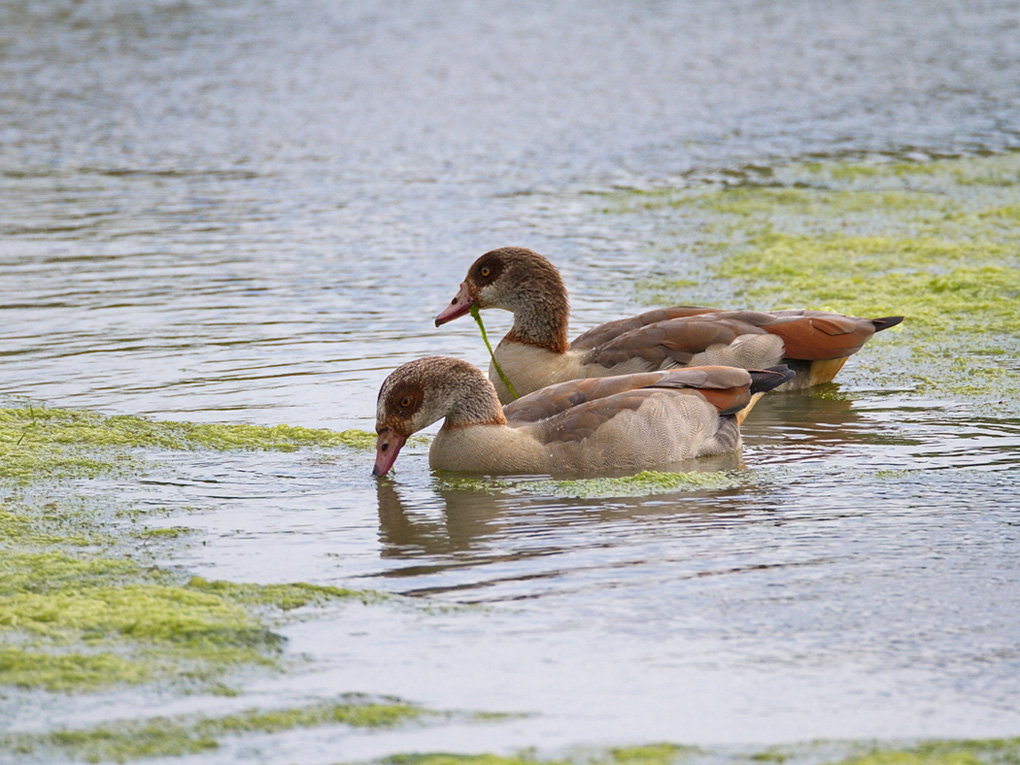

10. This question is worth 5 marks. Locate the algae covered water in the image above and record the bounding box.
[2,0,1020,761]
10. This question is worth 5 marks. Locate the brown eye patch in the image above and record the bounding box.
[387,382,422,419]
[471,255,503,283]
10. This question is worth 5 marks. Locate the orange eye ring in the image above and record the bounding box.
[399,396,413,408]
[480,266,491,277]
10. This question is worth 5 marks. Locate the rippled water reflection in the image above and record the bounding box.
[3,0,1020,758]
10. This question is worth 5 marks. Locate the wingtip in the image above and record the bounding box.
[872,316,905,331]
[749,364,796,394]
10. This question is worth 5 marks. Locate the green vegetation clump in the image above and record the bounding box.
[532,470,742,498]
[187,576,384,609]
[835,738,1020,765]
[608,743,700,765]
[439,470,742,499]
[0,647,152,692]
[385,756,548,765]
[0,545,380,692]
[384,743,700,765]
[0,406,376,484]
[0,695,429,762]
[0,403,390,696]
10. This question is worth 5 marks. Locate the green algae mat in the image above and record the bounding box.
[0,406,382,695]
[376,739,1020,765]
[602,152,1020,413]
[0,405,460,759]
[4,717,1018,765]
[438,470,744,499]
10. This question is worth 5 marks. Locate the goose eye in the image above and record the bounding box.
[480,266,491,278]
[399,396,413,408]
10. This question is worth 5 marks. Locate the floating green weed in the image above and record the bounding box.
[834,738,1020,765]
[0,404,392,696]
[1,406,374,453]
[0,648,153,692]
[0,507,380,693]
[532,471,741,498]
[381,738,1018,765]
[0,551,137,597]
[0,406,377,485]
[751,750,789,763]
[132,526,194,540]
[385,755,556,765]
[0,545,383,692]
[608,743,700,765]
[440,470,742,499]
[187,576,383,610]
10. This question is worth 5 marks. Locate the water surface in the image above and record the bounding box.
[2,0,1020,759]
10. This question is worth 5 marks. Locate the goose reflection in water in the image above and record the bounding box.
[374,464,746,570]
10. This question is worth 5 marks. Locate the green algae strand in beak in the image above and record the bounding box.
[469,303,519,400]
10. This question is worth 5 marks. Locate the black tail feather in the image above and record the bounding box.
[749,365,796,395]
[872,316,904,331]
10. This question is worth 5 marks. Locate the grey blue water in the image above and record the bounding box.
[2,0,1020,759]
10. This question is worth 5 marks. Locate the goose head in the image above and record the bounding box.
[434,247,570,352]
[373,356,506,476]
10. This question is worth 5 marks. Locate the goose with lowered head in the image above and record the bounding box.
[372,356,793,476]
[435,247,903,404]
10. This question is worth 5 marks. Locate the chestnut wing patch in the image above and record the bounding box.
[698,309,894,361]
[756,314,877,360]
[648,365,754,415]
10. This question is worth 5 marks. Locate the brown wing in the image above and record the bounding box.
[504,371,670,425]
[570,305,900,371]
[535,389,674,444]
[580,317,767,370]
[527,368,756,446]
[569,306,720,351]
[504,365,753,426]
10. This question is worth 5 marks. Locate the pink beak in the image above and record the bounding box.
[372,429,407,476]
[435,281,474,326]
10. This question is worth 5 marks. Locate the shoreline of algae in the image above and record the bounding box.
[601,151,1020,413]
[0,405,382,697]
[0,403,500,761]
[0,694,436,762]
[371,737,1020,765]
[6,728,1014,765]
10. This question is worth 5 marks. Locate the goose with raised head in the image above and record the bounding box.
[435,246,903,403]
[372,356,793,476]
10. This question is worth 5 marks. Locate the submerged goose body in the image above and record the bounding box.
[372,356,793,476]
[435,247,903,403]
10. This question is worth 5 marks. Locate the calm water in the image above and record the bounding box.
[2,0,1020,759]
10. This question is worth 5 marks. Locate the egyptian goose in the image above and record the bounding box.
[435,247,903,403]
[372,356,794,476]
